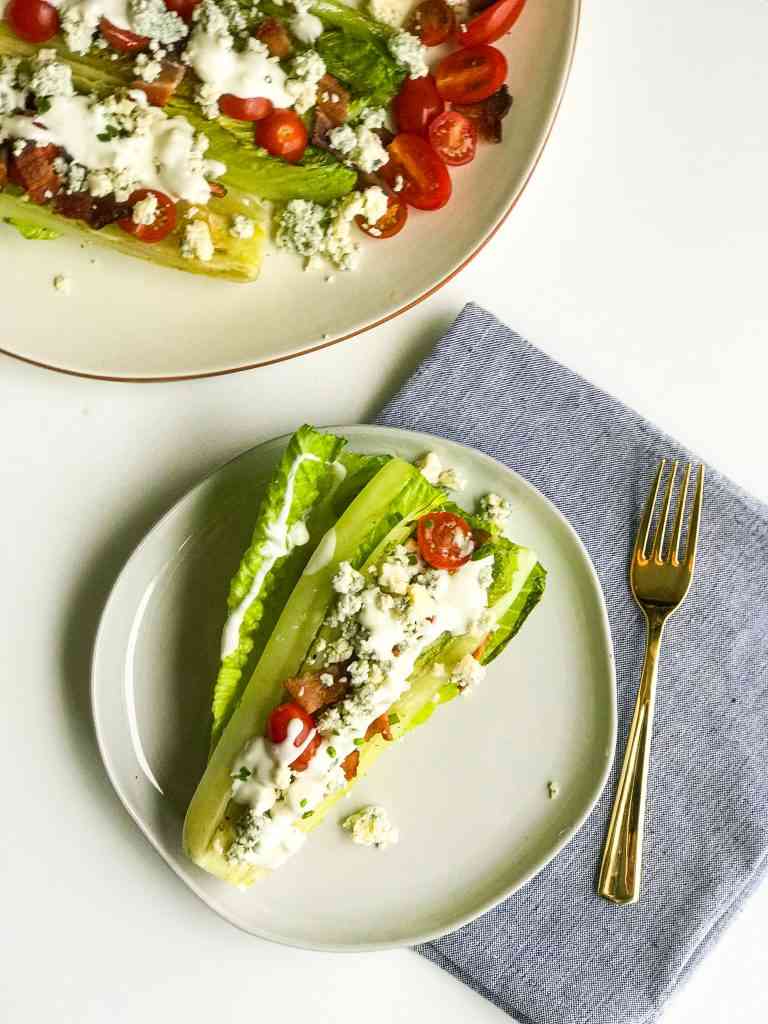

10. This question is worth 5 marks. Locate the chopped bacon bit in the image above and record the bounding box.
[0,148,7,191]
[8,143,62,204]
[131,60,186,107]
[255,17,293,59]
[208,180,227,198]
[365,713,393,743]
[315,74,350,128]
[53,191,133,229]
[311,108,334,150]
[285,668,349,714]
[341,749,360,781]
[452,86,513,144]
[473,528,491,547]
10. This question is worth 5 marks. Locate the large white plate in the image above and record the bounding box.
[92,425,615,949]
[1,2,579,380]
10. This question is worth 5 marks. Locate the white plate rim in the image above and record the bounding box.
[91,423,617,950]
[3,2,581,383]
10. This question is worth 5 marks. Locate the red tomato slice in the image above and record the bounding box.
[266,702,318,770]
[428,110,477,166]
[6,0,59,43]
[117,189,177,243]
[387,134,452,211]
[407,0,454,47]
[163,0,200,22]
[356,194,408,239]
[434,44,508,103]
[393,74,444,137]
[99,17,149,53]
[254,109,308,163]
[218,94,274,122]
[458,0,527,47]
[417,512,475,570]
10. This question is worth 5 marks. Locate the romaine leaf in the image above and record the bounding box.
[4,218,60,240]
[316,30,405,108]
[481,561,547,664]
[210,425,349,748]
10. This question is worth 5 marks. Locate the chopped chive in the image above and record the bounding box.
[235,766,251,781]
[327,746,337,758]
[300,798,308,807]
[388,712,400,725]
[353,738,364,747]
[302,811,313,819]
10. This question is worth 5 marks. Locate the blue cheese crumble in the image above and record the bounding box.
[181,219,214,261]
[132,191,158,225]
[229,213,255,239]
[276,187,389,271]
[388,30,428,79]
[342,806,399,849]
[479,492,512,528]
[328,113,389,174]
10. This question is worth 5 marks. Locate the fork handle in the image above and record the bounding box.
[598,609,666,904]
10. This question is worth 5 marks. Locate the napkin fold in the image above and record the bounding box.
[375,304,768,1024]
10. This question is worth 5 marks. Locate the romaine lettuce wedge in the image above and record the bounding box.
[185,515,544,886]
[184,458,445,877]
[0,27,357,204]
[0,187,264,280]
[211,426,349,749]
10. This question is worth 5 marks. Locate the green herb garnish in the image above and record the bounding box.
[327,746,337,758]
[388,712,400,725]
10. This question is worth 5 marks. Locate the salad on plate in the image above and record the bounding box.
[183,425,546,885]
[0,0,525,279]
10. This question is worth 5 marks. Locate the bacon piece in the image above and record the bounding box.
[0,147,7,191]
[452,86,513,144]
[315,74,350,128]
[131,61,186,107]
[53,191,133,230]
[255,17,293,59]
[8,143,62,204]
[365,713,393,743]
[311,108,334,150]
[285,669,349,715]
[208,180,227,198]
[341,749,359,782]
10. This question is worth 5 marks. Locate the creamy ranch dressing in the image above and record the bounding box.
[0,93,222,203]
[50,0,134,31]
[220,452,321,658]
[290,0,323,44]
[228,554,493,869]
[184,30,292,107]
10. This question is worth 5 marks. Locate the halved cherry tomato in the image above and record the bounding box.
[393,75,444,137]
[6,0,59,43]
[117,189,177,243]
[434,44,508,103]
[428,110,477,166]
[356,194,408,239]
[254,109,308,163]
[266,702,318,770]
[218,94,273,122]
[407,0,454,47]
[417,511,475,570]
[163,0,200,22]
[99,17,149,53]
[386,134,451,211]
[458,0,526,47]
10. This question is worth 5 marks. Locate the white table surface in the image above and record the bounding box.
[2,1,767,1021]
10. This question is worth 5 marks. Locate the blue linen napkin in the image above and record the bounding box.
[375,303,768,1024]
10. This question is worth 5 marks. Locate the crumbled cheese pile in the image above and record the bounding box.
[368,0,420,30]
[276,187,389,271]
[342,806,399,849]
[479,492,512,528]
[388,30,428,79]
[328,108,389,174]
[415,451,466,491]
[59,0,188,57]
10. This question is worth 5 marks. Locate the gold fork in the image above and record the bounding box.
[598,459,705,905]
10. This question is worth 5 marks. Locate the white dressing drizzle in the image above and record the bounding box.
[220,453,321,658]
[0,92,222,203]
[228,555,494,870]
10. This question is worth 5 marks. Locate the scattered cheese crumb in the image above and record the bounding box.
[438,467,466,491]
[342,806,399,849]
[131,191,158,226]
[415,451,443,484]
[181,219,214,262]
[229,214,255,240]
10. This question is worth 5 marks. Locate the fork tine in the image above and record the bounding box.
[670,463,692,563]
[651,461,678,561]
[635,460,666,560]
[685,465,705,570]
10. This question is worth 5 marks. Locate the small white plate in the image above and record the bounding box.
[92,425,616,950]
[1,2,580,380]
